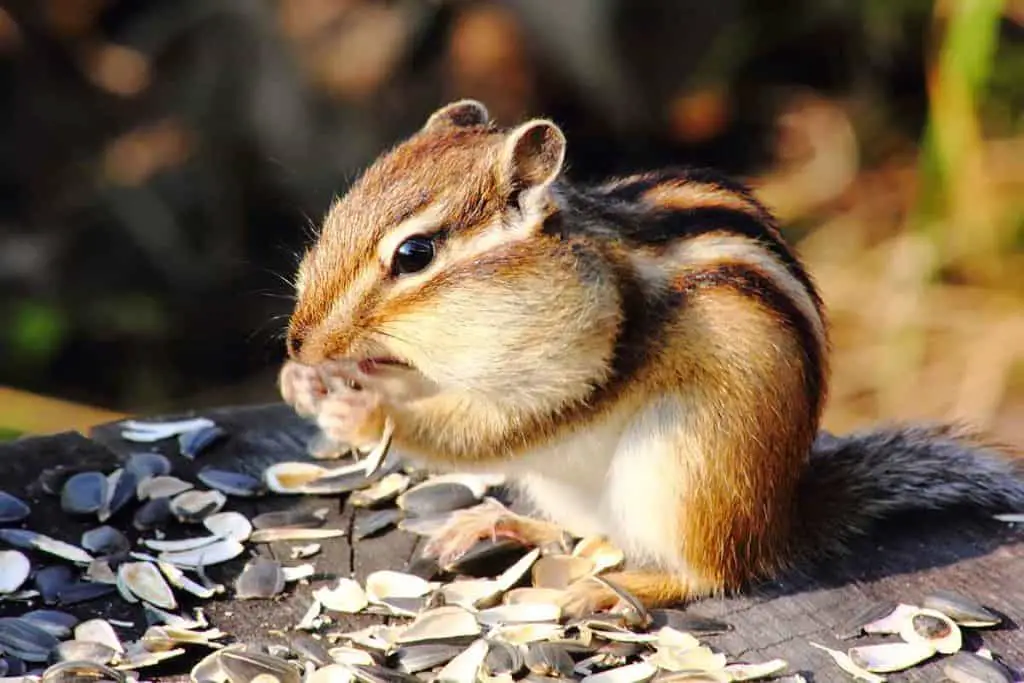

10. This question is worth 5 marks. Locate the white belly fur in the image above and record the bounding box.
[504,396,693,573]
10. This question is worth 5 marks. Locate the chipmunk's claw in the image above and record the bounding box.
[557,579,624,619]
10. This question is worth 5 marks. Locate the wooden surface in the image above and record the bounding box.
[0,385,128,436]
[1,403,1022,682]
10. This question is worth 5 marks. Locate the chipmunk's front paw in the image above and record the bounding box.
[279,360,327,418]
[421,498,532,568]
[422,498,573,569]
[316,388,386,451]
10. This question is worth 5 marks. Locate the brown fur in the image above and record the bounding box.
[286,101,827,596]
[281,101,1023,612]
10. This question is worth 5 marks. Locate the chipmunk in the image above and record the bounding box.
[277,100,1024,616]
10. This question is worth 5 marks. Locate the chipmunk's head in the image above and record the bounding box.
[286,100,621,410]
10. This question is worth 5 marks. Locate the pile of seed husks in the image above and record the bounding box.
[0,417,1020,683]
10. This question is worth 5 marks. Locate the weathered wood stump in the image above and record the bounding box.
[1,403,1021,681]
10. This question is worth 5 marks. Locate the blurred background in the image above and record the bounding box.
[0,0,1022,444]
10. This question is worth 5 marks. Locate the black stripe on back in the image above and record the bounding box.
[554,168,823,314]
[596,167,758,203]
[676,263,827,418]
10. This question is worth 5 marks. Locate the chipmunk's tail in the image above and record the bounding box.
[797,423,1024,552]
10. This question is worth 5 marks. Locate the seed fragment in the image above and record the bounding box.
[42,659,127,680]
[124,452,172,480]
[365,570,434,603]
[573,536,625,573]
[314,578,368,613]
[133,496,172,531]
[0,529,93,564]
[847,641,936,673]
[218,648,302,683]
[53,638,119,664]
[898,607,962,654]
[120,416,217,442]
[809,642,885,683]
[252,507,329,530]
[235,558,286,600]
[532,555,595,589]
[142,534,221,553]
[350,473,410,508]
[579,660,657,683]
[290,543,321,559]
[179,425,227,459]
[647,610,732,635]
[354,509,402,540]
[198,468,266,497]
[157,538,245,568]
[117,561,177,609]
[263,462,331,494]
[483,640,525,676]
[0,551,30,594]
[170,489,227,523]
[0,492,30,524]
[158,560,218,599]
[396,606,482,644]
[447,538,531,577]
[943,651,1014,683]
[434,638,489,683]
[862,603,920,635]
[137,475,194,501]
[81,526,130,556]
[74,618,124,654]
[60,471,108,516]
[390,643,464,673]
[525,641,576,677]
[99,467,138,522]
[0,616,61,662]
[504,587,566,605]
[922,590,1002,628]
[204,511,253,542]
[249,527,346,543]
[398,481,480,516]
[477,602,561,626]
[20,610,79,639]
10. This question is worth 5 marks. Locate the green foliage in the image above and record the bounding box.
[8,301,67,366]
[914,0,1006,246]
[0,428,23,442]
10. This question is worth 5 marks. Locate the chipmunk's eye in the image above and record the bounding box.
[392,235,434,275]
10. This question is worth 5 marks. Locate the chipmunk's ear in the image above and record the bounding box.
[422,100,490,132]
[500,119,566,191]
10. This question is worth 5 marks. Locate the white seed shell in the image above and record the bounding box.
[118,561,177,609]
[476,602,561,626]
[365,570,433,603]
[809,642,886,683]
[847,641,937,673]
[203,511,253,542]
[157,538,245,568]
[314,578,368,613]
[898,607,962,655]
[0,551,30,594]
[120,417,216,442]
[435,638,489,683]
[580,661,657,683]
[249,528,346,543]
[397,606,482,644]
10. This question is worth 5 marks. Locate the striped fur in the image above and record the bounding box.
[283,101,1023,611]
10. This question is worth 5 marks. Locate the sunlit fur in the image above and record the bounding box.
[285,101,1024,609]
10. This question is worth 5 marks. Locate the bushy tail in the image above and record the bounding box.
[797,423,1024,552]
